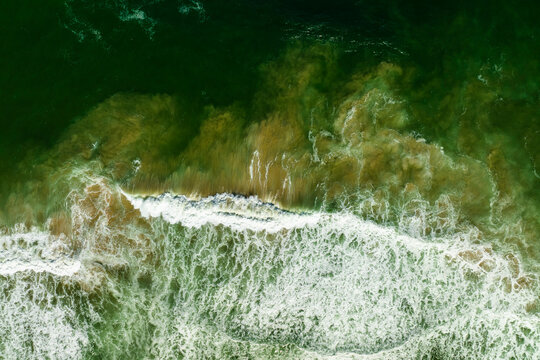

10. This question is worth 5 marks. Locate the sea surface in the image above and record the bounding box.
[0,0,539,359]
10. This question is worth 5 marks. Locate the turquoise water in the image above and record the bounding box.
[0,0,539,359]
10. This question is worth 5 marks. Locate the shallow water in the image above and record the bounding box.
[0,0,539,359]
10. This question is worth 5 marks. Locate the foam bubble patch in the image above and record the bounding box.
[0,231,80,277]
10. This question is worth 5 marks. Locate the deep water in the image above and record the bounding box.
[0,0,539,359]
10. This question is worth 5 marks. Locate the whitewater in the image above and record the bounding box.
[0,187,537,359]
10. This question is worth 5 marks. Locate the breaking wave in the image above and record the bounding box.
[1,180,538,359]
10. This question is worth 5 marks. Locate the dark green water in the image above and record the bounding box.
[0,0,539,359]
[2,0,537,172]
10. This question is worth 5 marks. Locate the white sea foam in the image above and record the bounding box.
[128,191,539,358]
[0,276,89,360]
[63,1,103,43]
[0,231,80,277]
[0,188,537,359]
[0,232,89,360]
[118,8,158,38]
[178,0,206,21]
[125,192,323,233]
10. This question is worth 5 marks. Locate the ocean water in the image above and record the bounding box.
[0,0,539,359]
